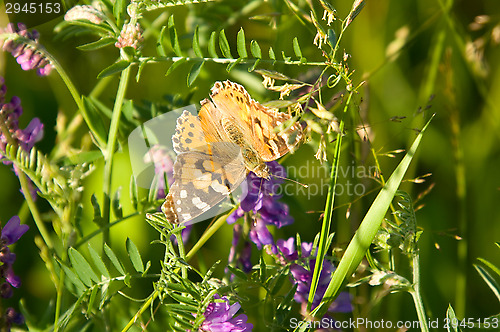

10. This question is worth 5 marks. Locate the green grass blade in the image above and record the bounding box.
[307,92,350,311]
[474,264,500,303]
[310,114,435,319]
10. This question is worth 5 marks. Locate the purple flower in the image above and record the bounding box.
[1,23,53,76]
[1,216,29,245]
[227,162,293,254]
[277,237,352,312]
[0,216,28,291]
[0,77,44,161]
[200,294,253,332]
[228,224,252,274]
[3,307,25,329]
[0,216,28,329]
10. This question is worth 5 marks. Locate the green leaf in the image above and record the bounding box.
[271,269,288,295]
[168,16,182,56]
[97,60,131,79]
[130,176,139,211]
[68,248,100,287]
[474,264,500,302]
[166,57,187,76]
[276,282,297,323]
[259,254,266,283]
[255,69,290,81]
[281,50,291,61]
[236,28,247,58]
[88,244,110,278]
[104,243,125,275]
[188,60,204,87]
[157,26,167,57]
[478,257,500,278]
[193,26,203,58]
[112,188,123,219]
[208,31,218,58]
[293,37,302,59]
[90,194,103,225]
[226,58,242,73]
[81,97,108,146]
[263,99,296,109]
[327,29,337,48]
[123,273,131,287]
[136,58,151,82]
[60,264,87,296]
[62,20,114,35]
[345,0,366,27]
[63,151,103,165]
[446,305,461,332]
[121,99,135,124]
[126,238,144,273]
[268,46,276,60]
[226,265,247,280]
[87,285,99,315]
[77,37,116,51]
[113,0,126,26]
[250,40,261,58]
[248,58,260,72]
[219,29,232,58]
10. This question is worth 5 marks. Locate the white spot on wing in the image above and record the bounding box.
[192,196,210,210]
[211,180,229,194]
[180,190,187,198]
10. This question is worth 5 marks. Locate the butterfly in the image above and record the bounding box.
[161,80,303,224]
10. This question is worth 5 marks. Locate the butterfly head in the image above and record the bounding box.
[251,163,270,180]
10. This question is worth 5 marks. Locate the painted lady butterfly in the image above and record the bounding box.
[161,80,303,224]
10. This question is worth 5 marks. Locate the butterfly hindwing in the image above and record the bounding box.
[162,143,246,224]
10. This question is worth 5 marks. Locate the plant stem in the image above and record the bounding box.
[102,66,131,246]
[17,169,53,249]
[410,250,429,332]
[186,209,235,261]
[174,227,188,279]
[120,291,159,332]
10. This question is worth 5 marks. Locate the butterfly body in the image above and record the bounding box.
[162,80,303,224]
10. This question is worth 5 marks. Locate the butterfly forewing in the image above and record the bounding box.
[209,81,303,161]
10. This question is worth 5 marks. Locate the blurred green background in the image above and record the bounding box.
[1,0,500,329]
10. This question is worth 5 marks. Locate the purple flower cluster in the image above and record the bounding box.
[0,77,44,200]
[0,216,29,330]
[0,77,44,159]
[1,23,53,76]
[227,161,293,254]
[200,294,253,332]
[277,237,352,313]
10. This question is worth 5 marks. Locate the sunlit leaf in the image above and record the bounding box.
[188,60,204,86]
[193,26,203,57]
[237,28,248,58]
[126,238,144,273]
[219,29,232,58]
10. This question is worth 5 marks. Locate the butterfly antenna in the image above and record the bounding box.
[270,174,308,188]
